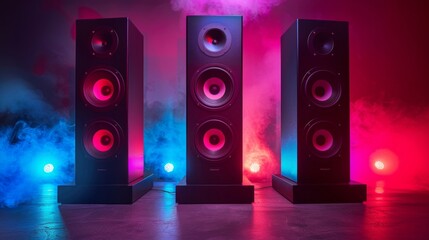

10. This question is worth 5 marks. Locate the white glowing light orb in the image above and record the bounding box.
[164,163,174,173]
[44,163,54,173]
[374,160,385,170]
[249,163,260,173]
[375,181,385,194]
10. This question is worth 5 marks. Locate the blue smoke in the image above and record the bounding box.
[144,99,186,181]
[0,78,57,121]
[0,78,74,208]
[0,76,187,207]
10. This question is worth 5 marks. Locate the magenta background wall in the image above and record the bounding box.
[1,1,428,203]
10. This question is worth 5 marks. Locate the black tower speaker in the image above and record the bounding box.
[177,16,253,204]
[186,16,243,184]
[58,18,153,204]
[272,19,366,203]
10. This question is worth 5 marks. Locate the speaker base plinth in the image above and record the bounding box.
[272,174,366,204]
[176,177,254,204]
[58,174,154,204]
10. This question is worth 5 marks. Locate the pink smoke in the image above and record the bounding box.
[171,0,283,21]
[242,15,282,182]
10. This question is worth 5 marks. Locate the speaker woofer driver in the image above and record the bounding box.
[193,66,234,109]
[91,28,119,56]
[305,120,342,158]
[303,69,341,108]
[83,120,122,159]
[195,119,233,160]
[198,24,232,57]
[83,67,124,108]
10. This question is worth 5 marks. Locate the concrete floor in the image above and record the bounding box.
[1,182,429,240]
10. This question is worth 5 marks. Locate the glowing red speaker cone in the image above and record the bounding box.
[203,128,226,152]
[195,119,233,160]
[93,78,114,101]
[92,129,114,152]
[83,120,122,159]
[83,68,123,108]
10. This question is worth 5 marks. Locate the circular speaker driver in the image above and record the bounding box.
[92,129,115,152]
[83,120,122,159]
[305,120,342,158]
[203,77,226,101]
[308,30,335,55]
[312,79,333,102]
[312,129,334,152]
[198,24,232,57]
[195,119,233,160]
[91,28,119,56]
[203,128,226,152]
[83,67,124,108]
[194,66,234,109]
[93,78,115,101]
[304,69,341,108]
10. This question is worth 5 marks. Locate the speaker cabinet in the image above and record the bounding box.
[273,19,366,203]
[281,19,350,184]
[58,18,153,204]
[75,17,144,185]
[186,16,243,184]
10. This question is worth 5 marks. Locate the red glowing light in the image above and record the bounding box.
[375,181,385,194]
[205,36,214,44]
[375,186,384,194]
[250,162,260,173]
[203,128,225,151]
[92,129,114,152]
[370,149,399,175]
[93,78,114,101]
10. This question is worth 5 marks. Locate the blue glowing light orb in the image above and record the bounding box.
[43,163,54,173]
[164,163,174,173]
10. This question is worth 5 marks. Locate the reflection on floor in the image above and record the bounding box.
[1,182,429,239]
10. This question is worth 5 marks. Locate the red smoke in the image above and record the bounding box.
[350,99,429,190]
